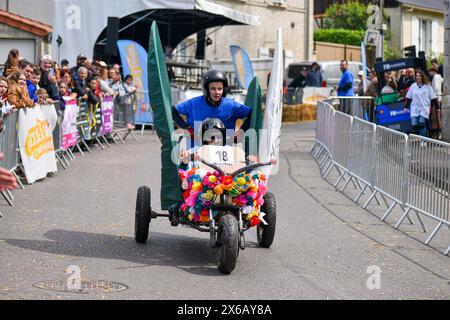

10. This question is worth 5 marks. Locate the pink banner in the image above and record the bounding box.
[101,96,114,134]
[61,99,79,150]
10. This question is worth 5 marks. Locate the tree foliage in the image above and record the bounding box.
[314,29,365,47]
[323,1,370,30]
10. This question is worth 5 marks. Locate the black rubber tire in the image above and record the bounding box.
[217,214,239,274]
[135,186,151,243]
[257,191,276,248]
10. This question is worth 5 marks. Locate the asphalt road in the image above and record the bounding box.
[0,123,449,300]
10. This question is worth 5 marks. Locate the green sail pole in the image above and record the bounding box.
[244,76,262,156]
[147,22,181,210]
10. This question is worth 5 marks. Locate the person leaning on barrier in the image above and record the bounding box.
[73,67,89,101]
[7,71,34,109]
[98,65,114,96]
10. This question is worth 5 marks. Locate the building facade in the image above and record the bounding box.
[0,0,313,67]
[386,0,445,58]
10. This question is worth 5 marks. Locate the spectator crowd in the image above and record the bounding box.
[287,59,444,140]
[0,49,138,132]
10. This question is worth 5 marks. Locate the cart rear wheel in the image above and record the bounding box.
[257,191,276,248]
[135,186,151,243]
[217,214,239,274]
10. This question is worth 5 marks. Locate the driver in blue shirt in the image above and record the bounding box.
[172,70,252,135]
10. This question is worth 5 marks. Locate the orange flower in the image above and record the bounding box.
[221,176,234,191]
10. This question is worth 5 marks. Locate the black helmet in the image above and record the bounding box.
[202,69,228,98]
[201,118,226,146]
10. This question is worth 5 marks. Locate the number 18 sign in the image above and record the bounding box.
[208,145,234,166]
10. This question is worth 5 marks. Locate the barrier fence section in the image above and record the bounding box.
[344,117,377,203]
[0,110,19,172]
[311,99,450,256]
[312,101,335,177]
[398,135,450,255]
[331,111,353,188]
[330,96,375,121]
[0,110,20,213]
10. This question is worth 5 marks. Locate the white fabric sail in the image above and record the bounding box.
[259,28,283,180]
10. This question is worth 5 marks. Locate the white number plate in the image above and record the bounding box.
[208,146,234,166]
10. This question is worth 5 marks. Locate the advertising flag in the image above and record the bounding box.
[117,40,154,125]
[230,45,255,90]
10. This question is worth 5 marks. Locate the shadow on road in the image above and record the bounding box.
[3,229,261,277]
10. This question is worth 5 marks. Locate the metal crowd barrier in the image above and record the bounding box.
[347,117,377,203]
[0,110,19,172]
[362,126,413,223]
[0,110,21,212]
[331,111,353,188]
[397,135,450,255]
[311,99,450,256]
[312,101,335,177]
[0,97,138,219]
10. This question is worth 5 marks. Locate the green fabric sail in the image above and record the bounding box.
[147,22,182,210]
[244,77,263,156]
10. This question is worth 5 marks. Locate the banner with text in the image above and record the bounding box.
[61,99,79,150]
[101,96,114,134]
[18,106,57,184]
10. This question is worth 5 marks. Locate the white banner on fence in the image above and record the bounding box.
[39,103,58,132]
[259,28,283,179]
[18,106,57,184]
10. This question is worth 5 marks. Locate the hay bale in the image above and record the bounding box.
[300,104,317,121]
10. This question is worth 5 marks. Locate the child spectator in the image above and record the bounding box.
[86,78,101,105]
[27,68,41,103]
[7,71,34,109]
[36,88,49,105]
[57,81,72,111]
[0,77,9,107]
[0,77,11,132]
[123,74,137,129]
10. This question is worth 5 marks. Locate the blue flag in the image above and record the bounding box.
[230,45,255,90]
[117,40,153,125]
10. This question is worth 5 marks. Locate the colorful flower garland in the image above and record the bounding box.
[179,167,268,227]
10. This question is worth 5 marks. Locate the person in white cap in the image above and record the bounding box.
[357,70,365,96]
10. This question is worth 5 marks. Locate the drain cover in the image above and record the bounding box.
[33,280,128,294]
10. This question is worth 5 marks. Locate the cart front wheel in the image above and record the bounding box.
[217,214,239,274]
